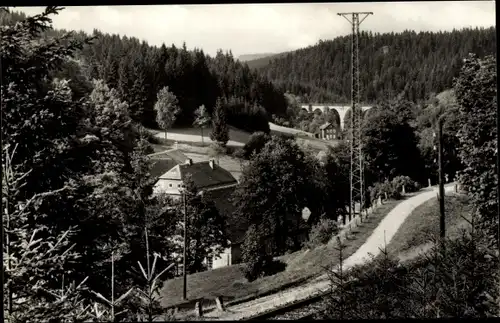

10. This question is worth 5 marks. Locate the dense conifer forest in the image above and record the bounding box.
[251,28,496,104]
[0,10,286,134]
[2,10,495,133]
[2,7,498,322]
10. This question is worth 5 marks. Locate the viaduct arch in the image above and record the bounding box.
[300,104,374,130]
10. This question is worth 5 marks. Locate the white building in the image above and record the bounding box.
[153,158,240,270]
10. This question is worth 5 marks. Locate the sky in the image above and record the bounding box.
[17,2,496,58]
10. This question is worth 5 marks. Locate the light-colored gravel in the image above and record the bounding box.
[202,184,456,321]
[154,128,246,147]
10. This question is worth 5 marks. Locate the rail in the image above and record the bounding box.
[245,292,326,320]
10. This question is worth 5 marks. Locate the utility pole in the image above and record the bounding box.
[338,11,373,221]
[182,190,188,301]
[437,118,446,240]
[496,67,500,310]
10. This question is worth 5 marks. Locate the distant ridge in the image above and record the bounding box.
[237,53,276,62]
[244,52,289,70]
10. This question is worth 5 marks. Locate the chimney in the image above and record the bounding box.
[209,159,215,169]
[185,158,193,165]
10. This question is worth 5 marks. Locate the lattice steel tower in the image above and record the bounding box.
[338,11,372,222]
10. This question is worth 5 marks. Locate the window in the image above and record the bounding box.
[169,183,172,187]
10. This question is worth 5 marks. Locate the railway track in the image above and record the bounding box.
[245,291,326,320]
[242,244,436,321]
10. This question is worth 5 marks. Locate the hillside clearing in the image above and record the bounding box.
[151,126,248,147]
[268,122,314,137]
[147,123,337,155]
[158,198,403,312]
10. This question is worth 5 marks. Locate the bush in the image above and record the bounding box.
[225,145,236,156]
[368,175,422,204]
[271,114,292,128]
[391,175,418,193]
[137,124,161,145]
[240,225,284,282]
[307,218,339,249]
[225,99,271,134]
[232,147,245,159]
[369,180,402,203]
[241,131,271,159]
[208,142,227,163]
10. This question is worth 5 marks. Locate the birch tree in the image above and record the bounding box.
[154,86,180,141]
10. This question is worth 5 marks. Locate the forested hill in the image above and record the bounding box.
[0,9,286,133]
[253,28,496,104]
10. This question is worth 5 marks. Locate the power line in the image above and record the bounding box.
[338,11,373,222]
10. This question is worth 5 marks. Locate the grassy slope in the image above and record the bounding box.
[149,123,336,154]
[269,121,314,137]
[158,199,403,311]
[387,193,472,261]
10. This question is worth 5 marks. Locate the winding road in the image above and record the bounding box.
[203,184,456,321]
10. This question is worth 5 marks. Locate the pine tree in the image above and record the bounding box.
[134,227,175,322]
[209,98,229,147]
[128,59,148,123]
[117,54,130,99]
[3,144,91,323]
[320,237,351,319]
[104,50,119,90]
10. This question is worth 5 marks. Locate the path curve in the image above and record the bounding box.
[204,184,455,321]
[342,183,455,269]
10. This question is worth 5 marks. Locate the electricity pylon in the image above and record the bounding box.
[338,11,372,222]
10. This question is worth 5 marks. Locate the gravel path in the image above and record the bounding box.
[342,184,455,268]
[203,184,456,321]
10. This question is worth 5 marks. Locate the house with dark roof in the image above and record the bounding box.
[149,148,190,179]
[153,159,238,198]
[153,159,240,270]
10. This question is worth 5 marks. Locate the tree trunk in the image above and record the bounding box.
[201,128,204,145]
[165,129,168,141]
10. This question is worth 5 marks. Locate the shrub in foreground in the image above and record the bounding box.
[391,175,419,193]
[369,180,402,203]
[240,225,286,281]
[307,218,339,249]
[320,227,499,319]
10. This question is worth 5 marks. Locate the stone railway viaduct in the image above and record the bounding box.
[300,104,374,130]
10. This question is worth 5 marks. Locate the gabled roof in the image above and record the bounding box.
[319,122,333,130]
[158,161,238,189]
[150,158,179,179]
[147,148,189,164]
[148,149,190,179]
